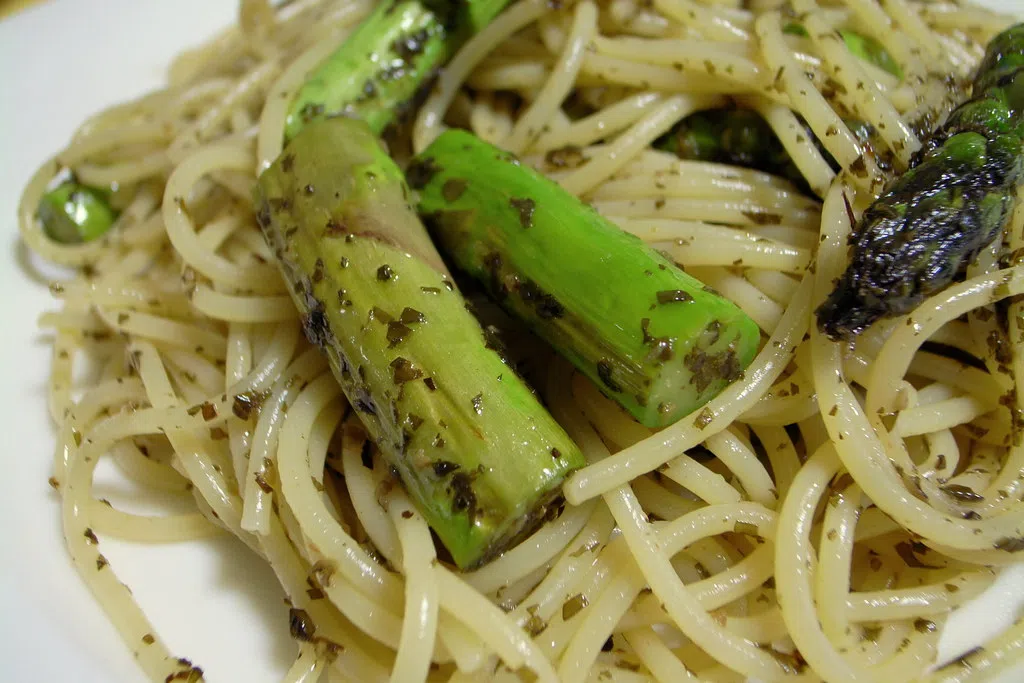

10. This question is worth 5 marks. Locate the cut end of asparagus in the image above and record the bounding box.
[411,129,761,428]
[38,181,117,244]
[257,117,583,568]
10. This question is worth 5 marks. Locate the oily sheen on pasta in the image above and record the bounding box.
[20,0,1024,681]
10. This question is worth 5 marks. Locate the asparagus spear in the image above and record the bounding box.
[655,109,884,191]
[655,24,900,183]
[817,23,1024,340]
[656,108,809,186]
[256,117,583,569]
[410,130,761,429]
[37,180,118,244]
[284,0,509,140]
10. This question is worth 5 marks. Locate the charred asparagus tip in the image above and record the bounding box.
[816,22,1024,338]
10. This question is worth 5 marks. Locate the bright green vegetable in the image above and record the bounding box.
[284,0,510,140]
[410,130,762,429]
[817,23,1024,340]
[839,30,903,79]
[37,181,118,244]
[256,118,584,569]
[783,22,903,78]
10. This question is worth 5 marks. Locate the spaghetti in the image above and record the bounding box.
[20,0,1024,681]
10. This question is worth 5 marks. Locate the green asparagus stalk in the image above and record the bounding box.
[284,0,510,140]
[656,108,810,186]
[256,117,584,569]
[410,130,761,429]
[655,109,884,192]
[817,23,1024,340]
[37,180,118,244]
[655,24,900,183]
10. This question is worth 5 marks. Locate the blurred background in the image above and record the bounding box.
[0,0,36,19]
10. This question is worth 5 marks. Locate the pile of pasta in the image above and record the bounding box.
[21,0,1023,681]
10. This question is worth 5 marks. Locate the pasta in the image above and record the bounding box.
[20,0,1024,681]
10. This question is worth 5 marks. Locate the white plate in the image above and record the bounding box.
[0,1,1021,682]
